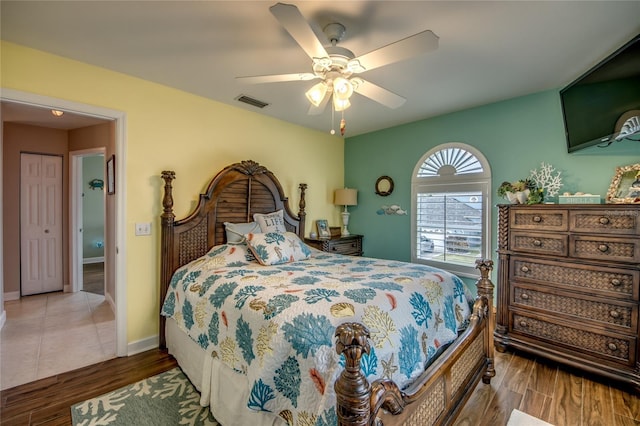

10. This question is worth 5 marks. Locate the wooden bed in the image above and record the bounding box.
[159,159,495,426]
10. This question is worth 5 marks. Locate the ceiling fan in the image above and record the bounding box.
[237,2,439,116]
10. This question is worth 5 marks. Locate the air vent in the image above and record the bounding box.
[236,95,269,109]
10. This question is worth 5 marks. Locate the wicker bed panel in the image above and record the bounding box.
[178,220,209,266]
[404,377,445,426]
[451,332,485,398]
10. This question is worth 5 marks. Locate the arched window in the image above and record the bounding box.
[411,143,491,278]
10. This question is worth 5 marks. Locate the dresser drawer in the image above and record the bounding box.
[306,235,363,256]
[511,312,636,366]
[571,235,640,263]
[510,209,567,231]
[511,284,637,332]
[511,257,638,300]
[329,238,362,255]
[570,209,640,235]
[510,232,567,256]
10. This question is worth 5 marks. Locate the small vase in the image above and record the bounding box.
[504,190,530,204]
[515,189,530,204]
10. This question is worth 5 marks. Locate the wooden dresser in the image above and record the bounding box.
[305,234,363,256]
[495,204,640,392]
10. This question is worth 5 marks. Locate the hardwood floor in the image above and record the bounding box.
[0,350,176,425]
[1,348,638,425]
[454,349,640,426]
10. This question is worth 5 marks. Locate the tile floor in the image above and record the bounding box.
[0,291,116,390]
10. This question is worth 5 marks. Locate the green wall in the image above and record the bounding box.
[82,155,105,259]
[345,89,640,287]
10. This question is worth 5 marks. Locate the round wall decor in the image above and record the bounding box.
[375,176,394,196]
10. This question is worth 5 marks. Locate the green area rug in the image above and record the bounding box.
[71,368,219,425]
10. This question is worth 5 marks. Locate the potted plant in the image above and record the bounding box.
[497,179,542,204]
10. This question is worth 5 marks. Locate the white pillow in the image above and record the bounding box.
[224,221,261,244]
[253,210,286,233]
[245,232,311,266]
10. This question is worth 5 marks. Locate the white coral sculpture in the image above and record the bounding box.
[529,162,563,197]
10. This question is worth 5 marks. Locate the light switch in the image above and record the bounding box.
[135,222,151,236]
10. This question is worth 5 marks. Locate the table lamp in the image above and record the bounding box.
[334,188,358,236]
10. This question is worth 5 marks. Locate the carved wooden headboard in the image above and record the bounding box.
[159,160,307,347]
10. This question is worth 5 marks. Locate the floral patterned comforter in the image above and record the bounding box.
[161,243,473,425]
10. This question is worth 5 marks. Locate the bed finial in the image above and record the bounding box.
[161,170,176,223]
[334,322,372,426]
[298,183,307,214]
[475,258,496,384]
[159,170,176,349]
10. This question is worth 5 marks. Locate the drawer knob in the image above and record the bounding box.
[520,265,530,273]
[532,239,542,247]
[599,217,610,225]
[609,310,620,319]
[519,320,528,328]
[611,278,622,287]
[533,216,542,223]
[332,247,337,251]
[598,244,609,253]
[608,342,618,351]
[520,293,530,300]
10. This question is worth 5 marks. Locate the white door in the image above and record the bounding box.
[20,153,63,295]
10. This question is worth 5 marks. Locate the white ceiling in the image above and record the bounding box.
[2,1,639,136]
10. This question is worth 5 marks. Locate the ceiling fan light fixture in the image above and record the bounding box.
[333,96,351,112]
[333,77,353,101]
[305,82,328,107]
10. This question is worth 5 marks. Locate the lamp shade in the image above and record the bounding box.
[334,188,358,206]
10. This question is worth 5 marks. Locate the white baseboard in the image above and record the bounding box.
[0,310,6,330]
[4,291,20,301]
[83,257,105,264]
[127,335,159,356]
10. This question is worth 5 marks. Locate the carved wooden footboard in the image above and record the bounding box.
[334,260,495,426]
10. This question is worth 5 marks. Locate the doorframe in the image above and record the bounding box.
[1,88,127,357]
[70,148,106,296]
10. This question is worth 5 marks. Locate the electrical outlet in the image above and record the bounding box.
[135,222,151,236]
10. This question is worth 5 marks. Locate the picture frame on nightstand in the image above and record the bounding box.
[316,219,330,239]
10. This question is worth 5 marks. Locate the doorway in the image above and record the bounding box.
[71,150,106,297]
[1,89,127,358]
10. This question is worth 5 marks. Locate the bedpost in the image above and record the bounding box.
[159,170,176,349]
[334,322,372,426]
[298,183,307,238]
[475,259,495,384]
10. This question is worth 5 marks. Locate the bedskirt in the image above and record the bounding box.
[166,317,286,426]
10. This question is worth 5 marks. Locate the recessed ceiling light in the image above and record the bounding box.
[51,109,64,117]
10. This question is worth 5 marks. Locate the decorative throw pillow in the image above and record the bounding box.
[205,243,256,266]
[245,232,311,266]
[224,221,261,244]
[253,210,287,233]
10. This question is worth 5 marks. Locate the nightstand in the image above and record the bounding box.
[305,234,363,256]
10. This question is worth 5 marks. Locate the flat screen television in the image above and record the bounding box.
[560,33,640,153]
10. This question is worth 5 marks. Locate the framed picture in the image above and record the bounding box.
[316,219,331,239]
[606,163,640,203]
[106,154,116,195]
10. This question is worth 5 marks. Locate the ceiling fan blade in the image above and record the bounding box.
[270,3,329,60]
[236,73,318,84]
[354,80,406,109]
[307,94,330,115]
[353,30,439,72]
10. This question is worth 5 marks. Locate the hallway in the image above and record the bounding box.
[0,290,115,390]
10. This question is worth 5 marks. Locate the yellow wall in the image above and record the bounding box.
[1,41,344,343]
